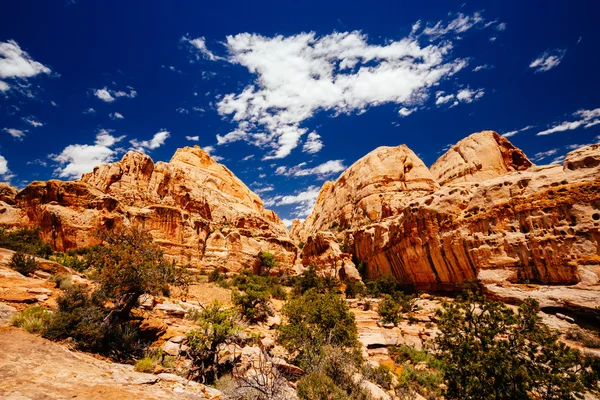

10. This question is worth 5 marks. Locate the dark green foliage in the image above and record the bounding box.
[365,274,402,297]
[9,251,39,276]
[231,288,272,323]
[389,345,445,396]
[344,280,365,299]
[50,251,88,272]
[435,290,600,399]
[186,301,240,383]
[362,363,393,390]
[290,265,340,296]
[208,268,223,283]
[278,288,359,366]
[0,226,53,258]
[296,372,347,400]
[257,251,277,274]
[377,294,402,325]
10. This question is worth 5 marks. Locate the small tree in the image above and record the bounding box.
[435,290,600,399]
[378,294,402,325]
[9,251,39,276]
[258,251,277,275]
[231,288,272,323]
[186,301,240,383]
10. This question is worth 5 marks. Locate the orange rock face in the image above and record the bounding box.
[0,146,297,272]
[299,132,600,292]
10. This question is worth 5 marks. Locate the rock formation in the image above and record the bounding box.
[298,132,600,302]
[0,146,297,272]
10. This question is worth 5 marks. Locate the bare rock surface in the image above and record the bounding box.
[0,326,222,399]
[0,146,297,273]
[297,132,600,311]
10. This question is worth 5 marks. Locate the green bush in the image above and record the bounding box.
[134,357,155,373]
[566,328,600,349]
[377,294,402,325]
[362,363,393,390]
[278,288,359,366]
[435,290,600,399]
[208,268,222,283]
[344,281,365,299]
[231,288,272,323]
[9,251,39,276]
[12,306,51,333]
[186,301,240,383]
[258,251,277,275]
[397,364,443,395]
[297,372,347,400]
[291,266,340,296]
[51,252,88,272]
[365,274,401,297]
[0,226,53,258]
[50,273,73,290]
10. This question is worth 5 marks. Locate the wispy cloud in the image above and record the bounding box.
[93,86,137,102]
[3,128,27,140]
[264,185,321,218]
[529,49,566,73]
[537,107,600,136]
[130,130,170,153]
[109,112,124,120]
[275,159,346,178]
[502,125,535,138]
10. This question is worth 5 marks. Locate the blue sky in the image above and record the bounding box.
[1,0,600,225]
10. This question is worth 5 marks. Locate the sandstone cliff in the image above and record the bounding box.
[0,146,297,272]
[298,132,600,297]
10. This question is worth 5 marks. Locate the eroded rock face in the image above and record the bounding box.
[0,146,297,272]
[430,130,533,186]
[297,145,439,243]
[300,131,600,295]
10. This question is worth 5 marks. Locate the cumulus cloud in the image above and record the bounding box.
[130,130,170,153]
[529,49,566,73]
[109,112,124,120]
[83,107,96,115]
[50,129,126,179]
[531,148,558,162]
[537,107,600,136]
[185,135,200,141]
[502,125,534,138]
[205,22,476,159]
[264,185,321,218]
[0,40,51,92]
[93,86,137,102]
[275,159,346,178]
[203,145,215,154]
[3,128,27,140]
[23,117,43,127]
[0,154,12,180]
[302,132,323,154]
[398,107,416,117]
[176,107,189,114]
[435,87,484,106]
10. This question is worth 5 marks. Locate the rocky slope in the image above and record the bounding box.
[296,131,600,310]
[0,146,297,273]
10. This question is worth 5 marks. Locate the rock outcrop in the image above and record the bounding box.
[298,131,600,302]
[0,146,297,272]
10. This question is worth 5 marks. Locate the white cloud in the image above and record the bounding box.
[550,155,566,164]
[302,132,323,154]
[419,12,486,39]
[435,91,455,105]
[176,107,189,114]
[0,154,12,180]
[109,112,124,120]
[472,64,493,72]
[185,135,200,141]
[207,25,472,159]
[398,107,416,117]
[502,125,534,138]
[83,107,96,115]
[130,130,170,153]
[537,107,600,136]
[282,219,295,228]
[275,159,346,178]
[3,128,26,140]
[529,49,566,73]
[182,36,223,61]
[93,86,137,102]
[264,185,321,218]
[212,155,224,162]
[531,148,558,162]
[242,154,254,161]
[0,40,51,92]
[456,87,485,103]
[23,117,43,127]
[50,130,125,179]
[193,107,205,113]
[203,145,215,154]
[489,37,497,42]
[254,185,274,193]
[50,101,58,107]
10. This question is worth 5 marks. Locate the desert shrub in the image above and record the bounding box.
[365,274,401,297]
[278,288,359,367]
[12,306,51,333]
[362,363,393,389]
[390,344,430,365]
[208,268,223,283]
[186,301,240,383]
[0,226,53,258]
[134,356,155,373]
[257,251,277,275]
[566,328,600,349]
[51,252,88,272]
[9,251,39,276]
[344,280,365,299]
[50,273,73,290]
[397,364,443,395]
[271,284,287,300]
[297,372,347,400]
[378,294,402,325]
[290,266,340,296]
[435,290,600,399]
[231,288,272,323]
